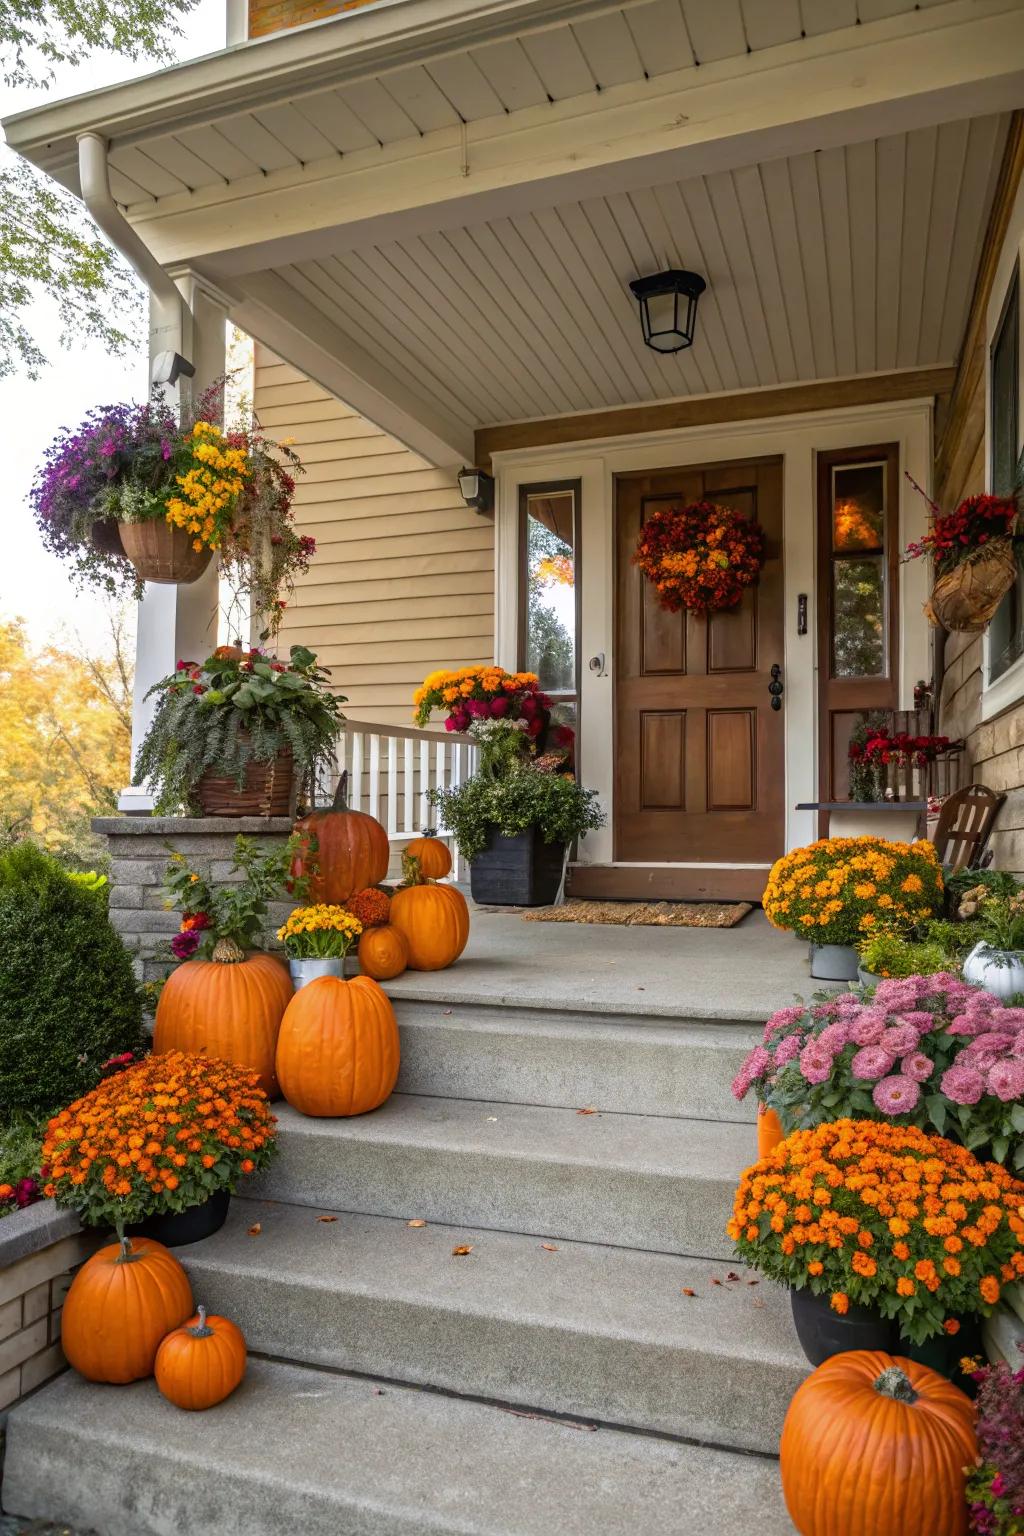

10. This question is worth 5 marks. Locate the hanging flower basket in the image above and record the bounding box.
[89,518,125,559]
[118,519,214,585]
[923,538,1017,632]
[632,501,766,613]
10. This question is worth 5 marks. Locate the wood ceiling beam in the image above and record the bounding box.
[474,368,958,466]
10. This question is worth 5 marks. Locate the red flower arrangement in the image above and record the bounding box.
[349,887,391,928]
[904,485,1019,576]
[850,729,954,770]
[632,502,766,613]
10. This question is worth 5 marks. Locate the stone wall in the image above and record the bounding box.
[248,0,378,38]
[0,1205,97,1419]
[94,817,295,984]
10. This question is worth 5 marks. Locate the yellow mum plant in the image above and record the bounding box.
[763,837,943,947]
[277,904,363,960]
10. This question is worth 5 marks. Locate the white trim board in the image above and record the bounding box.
[494,399,934,867]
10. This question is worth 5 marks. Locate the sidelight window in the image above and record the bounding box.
[519,482,580,757]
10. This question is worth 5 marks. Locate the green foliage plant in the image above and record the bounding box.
[429,755,604,863]
[944,865,1020,917]
[0,840,146,1118]
[857,929,952,980]
[162,834,307,960]
[134,645,345,813]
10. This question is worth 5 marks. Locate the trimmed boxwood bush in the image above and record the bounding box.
[0,841,146,1118]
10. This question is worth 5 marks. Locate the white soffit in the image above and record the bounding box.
[247,114,1009,431]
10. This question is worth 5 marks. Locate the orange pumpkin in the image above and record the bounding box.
[404,830,452,881]
[780,1351,977,1536]
[291,770,389,904]
[757,1104,784,1159]
[358,924,409,981]
[155,1305,247,1411]
[390,868,469,971]
[154,941,292,1098]
[62,1236,194,1384]
[276,974,400,1116]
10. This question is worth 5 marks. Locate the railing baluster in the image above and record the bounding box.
[387,736,398,838]
[350,733,363,811]
[403,739,415,836]
[418,739,430,832]
[368,734,381,822]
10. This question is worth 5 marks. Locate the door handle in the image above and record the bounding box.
[768,663,784,712]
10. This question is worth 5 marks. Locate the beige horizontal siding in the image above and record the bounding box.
[257,347,494,728]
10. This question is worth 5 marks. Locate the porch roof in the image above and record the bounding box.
[5,0,1024,465]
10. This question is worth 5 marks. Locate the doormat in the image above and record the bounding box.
[521,899,753,928]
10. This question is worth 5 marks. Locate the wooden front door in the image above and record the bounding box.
[614,458,785,892]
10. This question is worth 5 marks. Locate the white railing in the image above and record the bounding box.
[335,719,478,882]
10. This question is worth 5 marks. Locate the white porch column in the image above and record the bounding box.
[118,276,227,812]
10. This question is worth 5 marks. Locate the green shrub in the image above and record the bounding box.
[0,841,146,1118]
[857,929,952,979]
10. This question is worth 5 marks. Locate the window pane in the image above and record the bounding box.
[545,698,577,770]
[988,268,1020,683]
[524,490,576,694]
[833,557,885,677]
[833,463,885,551]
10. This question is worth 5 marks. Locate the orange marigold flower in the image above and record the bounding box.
[893,1241,911,1261]
[830,1292,850,1316]
[943,1319,960,1336]
[897,1277,916,1298]
[807,1261,824,1276]
[979,1275,1001,1306]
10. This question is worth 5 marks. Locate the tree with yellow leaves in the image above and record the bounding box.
[0,611,132,862]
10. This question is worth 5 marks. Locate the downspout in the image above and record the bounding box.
[76,131,189,381]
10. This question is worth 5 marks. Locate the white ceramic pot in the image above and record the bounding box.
[962,941,1024,1000]
[288,956,347,990]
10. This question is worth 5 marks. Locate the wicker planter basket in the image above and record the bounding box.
[89,519,125,559]
[924,540,1017,632]
[196,749,294,817]
[118,520,213,585]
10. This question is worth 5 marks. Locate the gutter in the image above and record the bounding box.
[77,131,188,381]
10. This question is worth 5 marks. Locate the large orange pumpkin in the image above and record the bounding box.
[404,830,452,881]
[390,857,469,970]
[780,1351,977,1536]
[62,1236,194,1384]
[276,974,400,1116]
[291,770,389,903]
[154,941,292,1098]
[358,924,408,981]
[155,1305,247,1411]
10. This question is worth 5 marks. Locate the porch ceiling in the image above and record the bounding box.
[236,115,1009,432]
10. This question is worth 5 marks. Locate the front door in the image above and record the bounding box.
[614,457,785,897]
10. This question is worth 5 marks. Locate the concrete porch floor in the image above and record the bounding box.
[384,904,822,1023]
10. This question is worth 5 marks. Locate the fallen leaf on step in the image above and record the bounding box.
[726,1271,741,1282]
[576,1106,597,1115]
[451,1245,474,1256]
[317,1215,338,1223]
[681,1288,698,1297]
[247,1223,262,1237]
[541,1243,558,1252]
[442,1009,453,1015]
[372,1387,385,1396]
[747,1278,760,1286]
[407,1219,427,1228]
[711,1278,723,1286]
[751,1298,766,1310]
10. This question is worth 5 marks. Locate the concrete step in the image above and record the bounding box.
[253,1097,751,1260]
[393,999,760,1121]
[178,1198,806,1454]
[3,1358,796,1536]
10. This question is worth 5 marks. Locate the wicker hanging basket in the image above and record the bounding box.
[195,748,294,817]
[89,519,125,559]
[923,539,1017,632]
[118,519,213,585]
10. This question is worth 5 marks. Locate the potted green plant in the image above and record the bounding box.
[277,904,363,988]
[41,1050,277,1246]
[134,644,346,816]
[963,890,1024,998]
[429,721,604,906]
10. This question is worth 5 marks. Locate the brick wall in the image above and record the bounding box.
[0,1209,97,1418]
[248,0,379,39]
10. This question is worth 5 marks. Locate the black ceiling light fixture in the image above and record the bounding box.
[457,466,494,516]
[629,268,706,354]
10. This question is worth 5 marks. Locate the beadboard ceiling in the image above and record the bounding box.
[250,113,1009,430]
[95,0,956,208]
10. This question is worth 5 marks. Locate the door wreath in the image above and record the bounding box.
[633,501,766,614]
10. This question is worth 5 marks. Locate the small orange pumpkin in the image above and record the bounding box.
[780,1351,977,1536]
[62,1235,194,1384]
[155,1305,247,1411]
[291,771,390,904]
[276,974,400,1117]
[390,854,469,971]
[404,830,452,881]
[358,924,409,981]
[757,1104,784,1159]
[154,941,292,1098]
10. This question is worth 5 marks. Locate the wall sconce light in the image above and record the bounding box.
[458,466,495,515]
[629,269,706,354]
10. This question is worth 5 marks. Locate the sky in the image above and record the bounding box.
[0,0,226,655]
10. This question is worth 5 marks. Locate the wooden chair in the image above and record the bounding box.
[929,784,1005,871]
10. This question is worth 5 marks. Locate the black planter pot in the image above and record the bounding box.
[128,1188,230,1249]
[898,1314,982,1383]
[469,827,566,907]
[790,1287,897,1366]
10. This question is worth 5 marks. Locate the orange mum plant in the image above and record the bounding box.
[763,836,943,948]
[41,1052,276,1232]
[348,887,391,929]
[728,1119,1024,1345]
